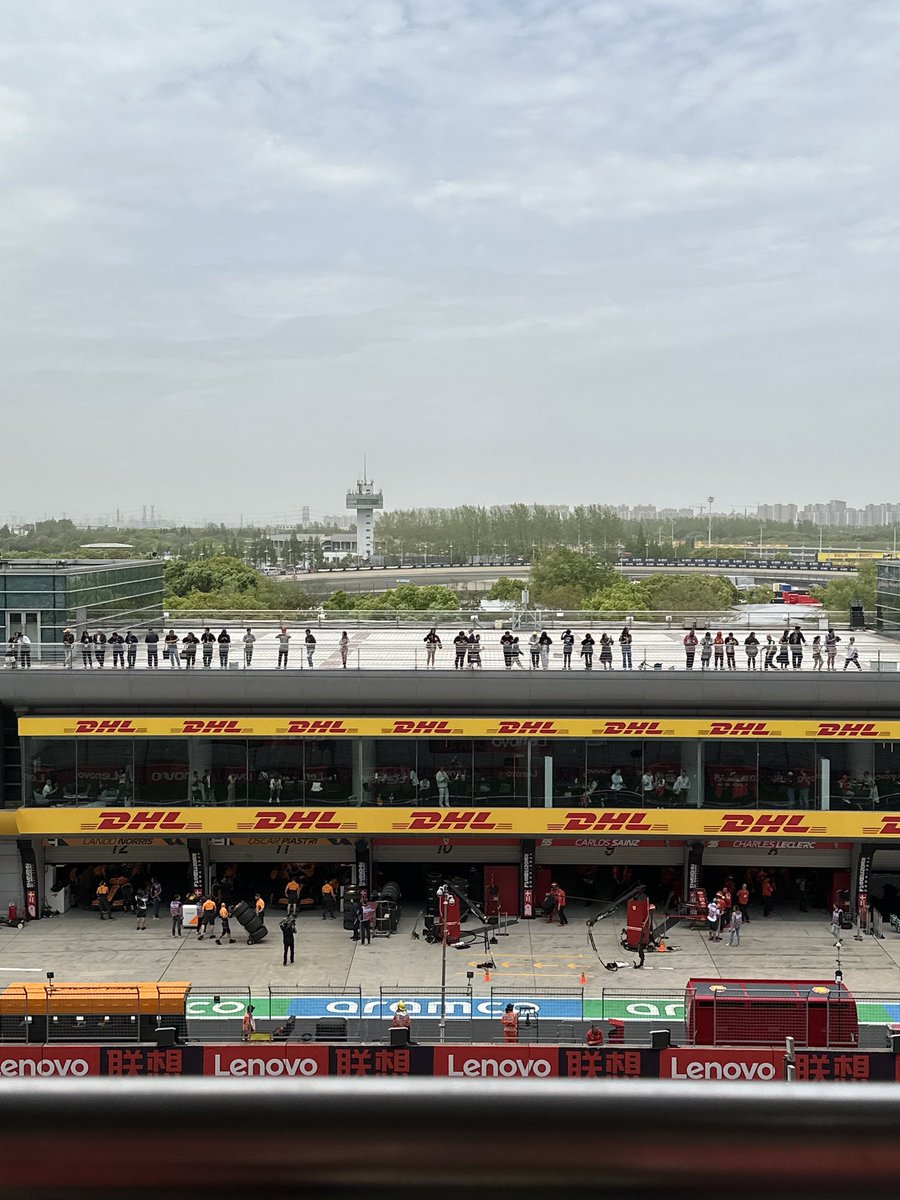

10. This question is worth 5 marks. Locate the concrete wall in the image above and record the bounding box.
[2,671,898,717]
[0,839,22,909]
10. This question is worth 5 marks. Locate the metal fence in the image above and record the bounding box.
[6,614,894,673]
[2,984,899,1048]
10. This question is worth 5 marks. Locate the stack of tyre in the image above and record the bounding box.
[232,900,268,944]
[380,881,402,932]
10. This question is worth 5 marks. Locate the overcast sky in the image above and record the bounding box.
[3,1,899,525]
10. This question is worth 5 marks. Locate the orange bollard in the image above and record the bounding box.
[484,967,492,983]
[579,971,587,986]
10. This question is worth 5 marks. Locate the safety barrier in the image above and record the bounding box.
[3,982,896,1048]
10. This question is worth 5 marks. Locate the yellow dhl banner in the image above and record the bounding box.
[13,806,900,840]
[16,715,900,740]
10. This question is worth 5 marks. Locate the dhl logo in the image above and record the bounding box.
[180,719,245,735]
[387,720,454,735]
[72,719,142,735]
[91,811,190,832]
[717,813,812,835]
[703,721,772,737]
[557,812,659,833]
[815,722,880,738]
[492,721,561,736]
[281,719,352,734]
[592,721,664,737]
[872,816,900,836]
[405,811,498,832]
[250,810,346,832]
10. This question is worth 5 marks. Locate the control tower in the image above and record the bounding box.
[346,473,383,561]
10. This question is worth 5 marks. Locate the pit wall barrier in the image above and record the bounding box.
[1,1043,897,1081]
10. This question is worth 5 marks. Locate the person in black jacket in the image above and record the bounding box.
[108,632,125,669]
[182,631,199,669]
[281,916,296,966]
[200,627,215,668]
[144,628,159,669]
[80,630,92,668]
[125,630,138,669]
[92,630,107,668]
[217,628,231,669]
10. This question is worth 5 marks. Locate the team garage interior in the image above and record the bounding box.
[42,838,197,916]
[534,839,684,913]
[40,837,360,919]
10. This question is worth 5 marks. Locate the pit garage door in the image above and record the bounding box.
[373,838,520,863]
[42,839,189,863]
[870,849,900,872]
[703,844,850,869]
[536,840,683,865]
[209,837,357,863]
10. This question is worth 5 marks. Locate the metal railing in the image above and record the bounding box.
[4,617,892,673]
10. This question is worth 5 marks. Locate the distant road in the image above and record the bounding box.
[291,562,854,595]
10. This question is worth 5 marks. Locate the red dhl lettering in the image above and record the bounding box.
[879,817,900,836]
[816,722,879,738]
[181,719,245,735]
[707,721,771,737]
[596,721,664,737]
[495,721,559,735]
[284,719,349,734]
[718,813,811,835]
[251,810,343,832]
[95,810,187,831]
[559,811,654,833]
[389,720,453,735]
[406,811,498,832]
[73,719,138,735]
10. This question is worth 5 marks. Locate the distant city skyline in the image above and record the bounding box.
[6,495,900,533]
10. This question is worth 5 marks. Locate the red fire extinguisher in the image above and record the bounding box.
[8,901,18,923]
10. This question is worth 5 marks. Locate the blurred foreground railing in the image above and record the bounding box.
[2,1079,900,1199]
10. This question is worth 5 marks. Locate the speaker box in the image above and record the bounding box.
[315,1018,348,1042]
[888,1032,900,1053]
[650,1029,671,1051]
[154,1027,176,1048]
[390,1026,410,1047]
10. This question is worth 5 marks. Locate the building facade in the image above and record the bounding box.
[1,671,898,920]
[877,561,900,638]
[0,559,164,658]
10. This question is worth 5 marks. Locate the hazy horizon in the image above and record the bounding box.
[3,2,899,520]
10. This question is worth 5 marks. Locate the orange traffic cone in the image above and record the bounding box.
[579,971,587,986]
[484,967,492,983]
[657,938,667,953]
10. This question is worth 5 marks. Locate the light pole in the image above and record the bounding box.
[707,496,714,550]
[438,887,449,1044]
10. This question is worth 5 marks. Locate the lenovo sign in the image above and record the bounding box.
[661,1049,782,1082]
[204,1046,329,1077]
[433,1047,558,1078]
[0,1048,101,1077]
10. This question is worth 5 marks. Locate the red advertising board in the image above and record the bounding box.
[203,1045,329,1077]
[0,1044,890,1080]
[0,1046,102,1077]
[433,1046,559,1078]
[661,1048,784,1082]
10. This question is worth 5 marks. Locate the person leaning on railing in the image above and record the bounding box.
[62,627,75,670]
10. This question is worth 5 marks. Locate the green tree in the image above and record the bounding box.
[640,573,738,611]
[530,549,616,605]
[485,578,527,602]
[812,563,877,617]
[585,580,649,613]
[165,556,261,598]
